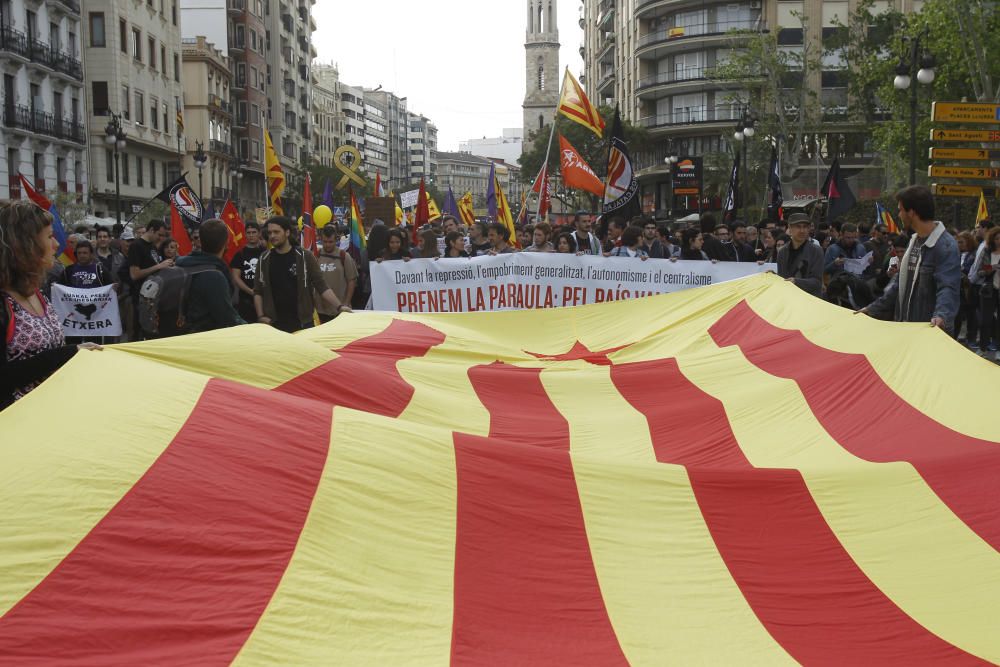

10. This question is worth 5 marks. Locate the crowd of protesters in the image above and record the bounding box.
[0,183,995,408]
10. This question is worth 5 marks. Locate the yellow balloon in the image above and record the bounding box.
[314,205,333,228]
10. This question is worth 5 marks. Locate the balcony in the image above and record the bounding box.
[636,66,729,98]
[4,104,85,143]
[49,0,81,14]
[52,50,83,79]
[210,139,230,154]
[637,21,765,59]
[212,186,232,201]
[596,70,615,96]
[227,0,246,14]
[597,1,615,29]
[638,105,741,130]
[0,25,30,60]
[596,34,615,64]
[233,77,247,92]
[636,0,718,19]
[228,38,245,53]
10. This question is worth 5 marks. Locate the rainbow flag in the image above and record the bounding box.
[2,275,999,663]
[348,187,365,261]
[18,174,73,265]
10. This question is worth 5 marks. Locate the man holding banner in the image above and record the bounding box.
[53,240,120,344]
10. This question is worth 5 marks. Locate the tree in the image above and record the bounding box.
[710,18,823,181]
[51,191,88,232]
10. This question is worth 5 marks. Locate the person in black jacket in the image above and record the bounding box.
[777,214,825,296]
[0,200,101,410]
[175,219,246,333]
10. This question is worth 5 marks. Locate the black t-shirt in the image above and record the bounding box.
[127,238,161,300]
[269,250,299,330]
[230,245,265,299]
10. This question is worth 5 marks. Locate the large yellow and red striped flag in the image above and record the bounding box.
[2,273,1000,664]
[558,68,605,138]
[264,130,285,216]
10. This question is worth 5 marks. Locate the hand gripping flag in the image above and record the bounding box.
[221,201,246,264]
[4,274,1000,665]
[560,134,605,197]
[18,174,74,265]
[875,202,900,235]
[169,201,193,256]
[458,192,477,226]
[767,147,784,221]
[602,108,640,219]
[723,152,741,222]
[558,68,605,138]
[821,158,857,223]
[264,130,285,216]
[155,175,204,226]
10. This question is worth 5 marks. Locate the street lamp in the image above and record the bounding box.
[893,30,935,185]
[193,141,207,200]
[733,107,756,219]
[104,114,127,226]
[664,151,678,216]
[230,159,245,206]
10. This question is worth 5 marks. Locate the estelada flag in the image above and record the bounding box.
[4,274,999,664]
[458,192,476,226]
[264,130,285,216]
[602,107,640,219]
[558,68,605,138]
[426,190,442,223]
[487,164,518,247]
[875,202,900,235]
[169,201,193,256]
[155,176,204,226]
[220,201,246,264]
[559,134,605,197]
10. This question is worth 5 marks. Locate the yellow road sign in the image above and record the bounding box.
[928,165,1000,179]
[928,148,999,161]
[931,129,1000,142]
[931,184,997,198]
[932,102,1000,124]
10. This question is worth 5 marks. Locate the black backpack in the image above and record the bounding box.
[137,266,216,336]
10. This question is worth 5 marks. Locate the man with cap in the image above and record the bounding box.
[777,213,825,296]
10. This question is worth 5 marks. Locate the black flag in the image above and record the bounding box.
[723,152,741,222]
[602,107,641,219]
[768,147,784,221]
[821,158,856,222]
[155,175,204,226]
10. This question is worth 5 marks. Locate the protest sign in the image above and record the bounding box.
[370,253,775,313]
[51,284,122,337]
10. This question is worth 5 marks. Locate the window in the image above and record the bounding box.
[251,140,260,161]
[162,102,169,134]
[91,81,109,114]
[134,90,144,124]
[160,45,166,74]
[250,103,259,126]
[162,162,168,188]
[171,1,177,25]
[106,149,114,182]
[173,53,179,81]
[119,19,126,53]
[136,157,143,187]
[131,28,141,61]
[89,13,105,47]
[121,154,129,184]
[150,97,158,129]
[68,30,76,56]
[148,37,156,70]
[150,159,156,188]
[121,84,130,119]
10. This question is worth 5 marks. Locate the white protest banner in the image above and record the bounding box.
[843,252,873,276]
[400,189,420,209]
[370,253,777,313]
[51,284,122,337]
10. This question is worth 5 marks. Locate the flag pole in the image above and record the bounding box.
[529,67,568,222]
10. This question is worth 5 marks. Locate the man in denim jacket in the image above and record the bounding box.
[860,186,960,330]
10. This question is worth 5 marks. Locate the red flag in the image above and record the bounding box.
[301,173,317,256]
[530,165,551,220]
[414,177,429,246]
[221,201,246,264]
[559,135,605,197]
[374,170,383,197]
[170,202,193,256]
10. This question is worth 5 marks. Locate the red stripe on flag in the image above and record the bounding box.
[710,301,1000,553]
[612,358,981,665]
[450,362,627,666]
[277,319,445,417]
[0,379,331,666]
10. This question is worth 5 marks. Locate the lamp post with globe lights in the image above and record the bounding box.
[732,107,756,219]
[104,114,127,226]
[230,158,245,209]
[664,149,678,216]
[893,30,935,186]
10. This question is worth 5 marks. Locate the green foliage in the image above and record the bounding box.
[51,191,88,231]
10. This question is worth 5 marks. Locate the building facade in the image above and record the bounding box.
[264,0,314,169]
[1,0,87,202]
[459,128,524,166]
[82,0,184,219]
[437,151,522,211]
[365,88,409,189]
[523,0,560,145]
[407,112,437,182]
[581,0,923,215]
[180,35,232,212]
[311,63,341,167]
[339,81,364,160]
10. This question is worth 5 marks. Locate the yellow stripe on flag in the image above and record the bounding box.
[0,350,208,616]
[233,410,458,665]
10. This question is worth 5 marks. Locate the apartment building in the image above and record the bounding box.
[180,35,232,211]
[1,0,87,201]
[311,62,340,167]
[407,112,437,182]
[264,0,314,169]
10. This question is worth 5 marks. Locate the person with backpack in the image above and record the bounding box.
[0,201,101,410]
[254,216,352,333]
[315,225,358,323]
[127,220,172,339]
[165,219,246,334]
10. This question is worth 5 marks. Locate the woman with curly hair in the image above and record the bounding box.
[0,201,101,409]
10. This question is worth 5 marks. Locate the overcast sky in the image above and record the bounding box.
[312,1,584,151]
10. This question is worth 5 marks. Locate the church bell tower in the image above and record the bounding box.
[523,0,561,145]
